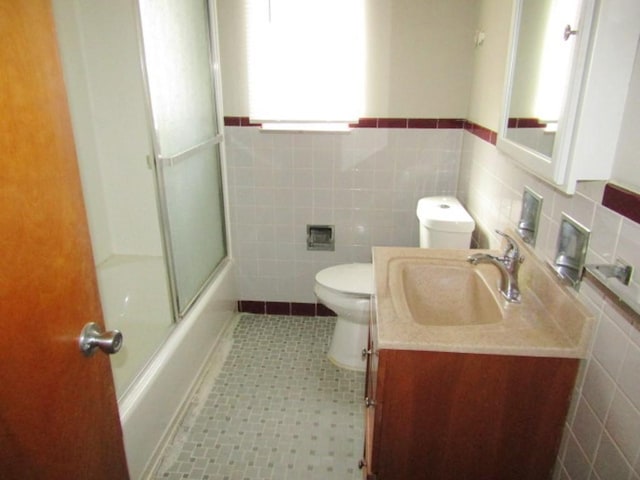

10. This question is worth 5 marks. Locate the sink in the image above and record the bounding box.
[389,258,503,326]
[373,242,595,357]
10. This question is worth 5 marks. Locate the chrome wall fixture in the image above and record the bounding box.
[551,213,590,289]
[586,261,633,286]
[563,24,578,41]
[584,259,639,316]
[517,187,543,246]
[307,225,335,251]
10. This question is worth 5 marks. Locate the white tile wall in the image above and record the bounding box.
[226,124,640,478]
[225,126,462,303]
[458,131,640,480]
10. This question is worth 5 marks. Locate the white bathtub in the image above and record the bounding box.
[97,256,173,398]
[96,255,237,479]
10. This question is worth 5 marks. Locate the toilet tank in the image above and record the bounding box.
[416,196,475,248]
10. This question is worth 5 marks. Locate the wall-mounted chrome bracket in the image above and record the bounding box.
[584,259,640,316]
[586,261,633,286]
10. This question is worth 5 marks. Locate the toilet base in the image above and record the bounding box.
[327,316,368,372]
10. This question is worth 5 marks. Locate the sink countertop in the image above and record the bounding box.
[372,239,595,358]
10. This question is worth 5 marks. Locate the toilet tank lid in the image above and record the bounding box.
[416,196,475,233]
[315,263,373,295]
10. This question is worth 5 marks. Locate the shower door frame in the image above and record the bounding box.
[135,0,231,320]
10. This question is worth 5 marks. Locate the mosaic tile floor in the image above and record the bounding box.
[151,314,365,480]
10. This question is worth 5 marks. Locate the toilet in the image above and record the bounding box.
[314,196,475,371]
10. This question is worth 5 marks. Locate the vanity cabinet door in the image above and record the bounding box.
[372,350,579,480]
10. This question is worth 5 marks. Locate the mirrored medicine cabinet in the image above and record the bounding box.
[497,0,640,194]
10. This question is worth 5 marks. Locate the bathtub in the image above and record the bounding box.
[96,255,237,480]
[97,256,174,398]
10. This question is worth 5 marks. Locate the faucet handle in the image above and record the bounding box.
[495,230,520,260]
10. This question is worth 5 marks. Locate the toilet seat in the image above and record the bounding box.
[315,263,373,296]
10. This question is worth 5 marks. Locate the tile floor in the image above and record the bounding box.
[151,314,365,480]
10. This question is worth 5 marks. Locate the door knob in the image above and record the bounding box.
[79,322,123,357]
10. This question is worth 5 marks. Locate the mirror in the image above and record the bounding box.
[504,0,582,157]
[497,0,596,192]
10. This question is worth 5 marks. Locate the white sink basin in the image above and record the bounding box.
[390,259,502,326]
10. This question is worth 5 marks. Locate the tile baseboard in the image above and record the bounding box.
[238,300,337,317]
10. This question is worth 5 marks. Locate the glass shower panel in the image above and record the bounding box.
[138,0,228,317]
[160,144,226,313]
[139,0,219,156]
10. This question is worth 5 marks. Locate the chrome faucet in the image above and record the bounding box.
[467,230,524,303]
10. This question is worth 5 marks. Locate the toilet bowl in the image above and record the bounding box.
[314,263,373,371]
[315,196,475,371]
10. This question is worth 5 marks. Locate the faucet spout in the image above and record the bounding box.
[467,232,524,303]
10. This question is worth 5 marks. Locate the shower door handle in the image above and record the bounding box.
[79,322,123,357]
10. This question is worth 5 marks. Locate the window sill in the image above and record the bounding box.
[258,122,352,133]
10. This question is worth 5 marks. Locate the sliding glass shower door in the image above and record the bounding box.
[138,0,227,317]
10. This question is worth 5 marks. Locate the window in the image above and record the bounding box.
[247,0,365,130]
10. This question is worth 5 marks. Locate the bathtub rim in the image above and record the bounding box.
[118,255,234,419]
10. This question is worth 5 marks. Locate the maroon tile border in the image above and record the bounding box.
[223,116,261,127]
[224,116,467,130]
[291,302,317,316]
[407,118,438,129]
[223,116,241,126]
[437,118,466,129]
[602,183,640,224]
[378,118,408,128]
[238,300,267,314]
[265,301,290,315]
[349,117,378,128]
[237,300,336,317]
[223,116,499,146]
[464,121,497,145]
[507,117,547,128]
[316,303,337,317]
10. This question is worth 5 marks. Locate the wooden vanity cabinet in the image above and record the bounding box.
[362,298,379,479]
[362,305,579,480]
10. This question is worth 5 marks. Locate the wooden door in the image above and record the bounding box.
[0,1,129,478]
